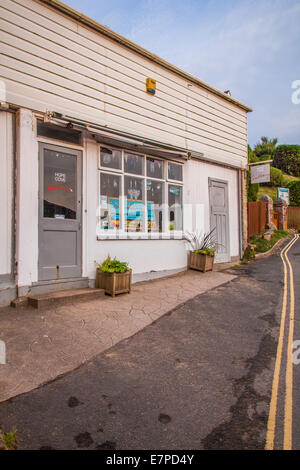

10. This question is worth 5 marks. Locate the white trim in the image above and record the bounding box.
[97,231,184,240]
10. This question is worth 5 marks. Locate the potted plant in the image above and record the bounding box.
[95,256,132,297]
[184,229,217,273]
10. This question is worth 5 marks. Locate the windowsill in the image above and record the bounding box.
[96,231,184,240]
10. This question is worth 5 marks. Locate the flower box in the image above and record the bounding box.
[189,251,214,273]
[96,269,132,297]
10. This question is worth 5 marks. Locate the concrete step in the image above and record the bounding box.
[27,288,105,309]
[10,296,29,308]
[29,277,90,295]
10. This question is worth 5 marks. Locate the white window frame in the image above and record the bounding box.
[98,146,184,239]
[99,145,123,173]
[167,182,184,232]
[167,161,184,184]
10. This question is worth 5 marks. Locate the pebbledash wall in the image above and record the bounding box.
[0,0,252,304]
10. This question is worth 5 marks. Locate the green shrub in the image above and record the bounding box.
[194,248,214,257]
[287,180,300,206]
[96,256,129,273]
[257,154,273,161]
[273,145,300,176]
[248,145,259,163]
[247,145,259,201]
[0,428,17,450]
[247,170,259,202]
[242,245,256,262]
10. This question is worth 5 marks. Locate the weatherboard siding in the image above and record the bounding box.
[0,0,248,168]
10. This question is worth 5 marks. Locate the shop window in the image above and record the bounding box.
[124,152,144,175]
[147,180,164,232]
[168,162,183,182]
[147,157,163,179]
[124,176,144,232]
[98,147,183,235]
[100,147,122,170]
[168,185,183,231]
[100,173,121,230]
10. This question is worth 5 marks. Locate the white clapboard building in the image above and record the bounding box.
[0,0,252,306]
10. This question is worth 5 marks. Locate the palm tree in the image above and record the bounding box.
[254,136,278,160]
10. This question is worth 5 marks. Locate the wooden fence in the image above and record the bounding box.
[247,201,267,241]
[288,206,300,228]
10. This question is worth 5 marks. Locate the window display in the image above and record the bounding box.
[124,152,144,175]
[147,157,163,179]
[168,184,183,230]
[147,180,164,232]
[99,147,183,235]
[124,176,144,232]
[100,147,122,170]
[168,162,183,182]
[100,173,121,230]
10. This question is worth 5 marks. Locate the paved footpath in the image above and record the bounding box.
[0,270,234,403]
[0,238,299,450]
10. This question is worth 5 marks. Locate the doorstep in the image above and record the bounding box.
[27,288,105,309]
[28,277,90,295]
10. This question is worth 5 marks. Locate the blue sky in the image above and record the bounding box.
[64,0,300,147]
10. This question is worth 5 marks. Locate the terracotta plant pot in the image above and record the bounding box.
[96,268,132,297]
[189,251,214,273]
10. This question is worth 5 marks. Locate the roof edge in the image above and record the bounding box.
[39,0,253,113]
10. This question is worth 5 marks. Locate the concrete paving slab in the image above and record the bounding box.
[0,270,235,403]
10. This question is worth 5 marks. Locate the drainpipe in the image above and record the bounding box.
[238,169,243,259]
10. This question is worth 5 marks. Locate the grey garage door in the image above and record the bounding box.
[38,143,82,281]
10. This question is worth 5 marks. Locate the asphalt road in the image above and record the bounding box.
[0,237,299,450]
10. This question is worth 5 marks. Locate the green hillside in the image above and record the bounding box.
[249,139,300,203]
[258,173,300,201]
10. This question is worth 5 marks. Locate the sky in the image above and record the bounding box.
[64,0,300,148]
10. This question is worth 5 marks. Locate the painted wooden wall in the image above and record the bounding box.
[0,0,248,169]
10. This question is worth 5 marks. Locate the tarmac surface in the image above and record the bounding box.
[0,239,299,450]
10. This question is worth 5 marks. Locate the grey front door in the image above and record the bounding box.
[209,179,230,263]
[38,143,82,281]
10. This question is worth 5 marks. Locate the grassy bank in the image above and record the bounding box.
[258,173,300,201]
[251,229,290,253]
